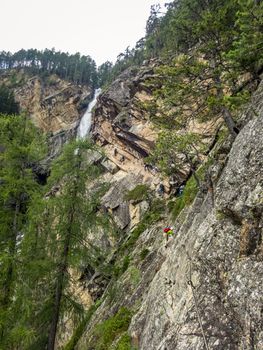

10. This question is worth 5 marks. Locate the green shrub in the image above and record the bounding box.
[169,175,198,219]
[93,307,132,350]
[114,332,133,350]
[124,184,150,203]
[129,266,141,286]
[169,158,214,219]
[113,255,131,278]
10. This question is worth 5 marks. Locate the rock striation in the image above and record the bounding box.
[76,81,263,350]
[91,63,159,179]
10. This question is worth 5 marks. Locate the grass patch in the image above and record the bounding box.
[92,307,132,350]
[169,175,198,219]
[114,332,135,350]
[124,184,150,203]
[169,159,213,220]
[129,266,141,286]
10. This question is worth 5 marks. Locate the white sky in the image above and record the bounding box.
[1,0,167,66]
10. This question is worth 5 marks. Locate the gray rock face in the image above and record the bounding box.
[103,67,138,107]
[76,83,263,350]
[101,173,143,210]
[129,89,263,350]
[101,173,143,229]
[101,159,119,174]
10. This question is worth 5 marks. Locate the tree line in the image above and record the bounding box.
[99,1,263,86]
[0,48,98,88]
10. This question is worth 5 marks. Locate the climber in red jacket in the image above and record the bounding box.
[163,226,174,242]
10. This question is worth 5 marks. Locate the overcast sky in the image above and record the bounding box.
[1,0,167,66]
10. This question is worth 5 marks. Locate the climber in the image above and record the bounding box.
[157,183,165,196]
[163,226,174,242]
[177,184,185,197]
[144,163,152,172]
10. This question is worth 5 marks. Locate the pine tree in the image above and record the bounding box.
[0,84,19,115]
[16,140,109,349]
[149,131,204,187]
[0,114,46,348]
[228,0,263,79]
[149,0,249,138]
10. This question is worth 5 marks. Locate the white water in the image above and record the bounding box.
[77,88,101,139]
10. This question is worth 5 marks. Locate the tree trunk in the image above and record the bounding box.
[221,106,239,139]
[2,200,20,307]
[47,159,80,350]
[214,75,239,139]
[47,210,73,350]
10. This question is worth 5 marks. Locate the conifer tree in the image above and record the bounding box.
[0,84,19,115]
[45,140,108,350]
[228,0,263,79]
[151,0,244,138]
[0,114,46,347]
[17,140,109,350]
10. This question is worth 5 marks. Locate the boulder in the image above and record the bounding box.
[101,159,119,174]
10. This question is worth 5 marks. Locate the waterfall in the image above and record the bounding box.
[77,88,101,139]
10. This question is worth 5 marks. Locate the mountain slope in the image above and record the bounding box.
[75,80,263,350]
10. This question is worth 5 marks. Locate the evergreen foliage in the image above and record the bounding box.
[124,184,150,203]
[148,132,205,186]
[0,49,98,87]
[21,140,109,350]
[64,301,102,350]
[100,0,263,91]
[0,114,47,348]
[0,129,110,349]
[0,1,262,349]
[228,0,263,77]
[0,84,19,115]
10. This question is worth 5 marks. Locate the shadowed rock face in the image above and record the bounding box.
[76,82,263,350]
[91,64,159,174]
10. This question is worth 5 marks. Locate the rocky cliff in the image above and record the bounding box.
[0,69,93,157]
[73,78,263,349]
[4,63,262,350]
[89,61,220,234]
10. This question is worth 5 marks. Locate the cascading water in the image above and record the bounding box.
[77,88,101,139]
